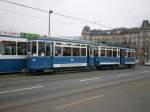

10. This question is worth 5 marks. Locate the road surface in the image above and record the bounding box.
[0,65,150,112]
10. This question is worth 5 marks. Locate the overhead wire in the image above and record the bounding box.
[0,0,114,29]
[0,0,48,12]
[0,8,48,21]
[0,7,85,27]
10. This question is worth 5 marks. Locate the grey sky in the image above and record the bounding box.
[0,0,150,36]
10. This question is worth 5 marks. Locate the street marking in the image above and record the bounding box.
[141,71,150,73]
[0,86,44,94]
[117,73,132,77]
[80,77,101,82]
[134,82,150,87]
[56,94,104,109]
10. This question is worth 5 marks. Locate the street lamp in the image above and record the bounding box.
[48,9,53,37]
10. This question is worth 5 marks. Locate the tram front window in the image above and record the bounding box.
[2,41,16,55]
[38,42,45,56]
[17,42,27,55]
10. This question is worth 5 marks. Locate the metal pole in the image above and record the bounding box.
[48,9,53,37]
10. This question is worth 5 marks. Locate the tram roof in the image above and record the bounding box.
[31,37,134,50]
[0,35,27,41]
[31,37,96,45]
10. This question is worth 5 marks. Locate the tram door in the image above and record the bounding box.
[46,42,53,68]
[87,45,94,66]
[120,49,125,64]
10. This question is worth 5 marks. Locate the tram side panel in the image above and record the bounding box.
[94,46,120,69]
[125,49,136,68]
[53,42,88,68]
[26,41,53,71]
[0,56,26,73]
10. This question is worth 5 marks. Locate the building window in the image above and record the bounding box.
[17,42,27,55]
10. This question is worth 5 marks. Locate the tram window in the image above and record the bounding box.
[56,43,61,45]
[46,43,51,56]
[118,51,120,57]
[125,51,128,57]
[73,48,80,56]
[89,47,93,56]
[113,50,117,57]
[81,45,86,47]
[77,44,80,46]
[94,50,99,56]
[32,42,37,55]
[106,50,112,57]
[55,46,61,56]
[0,42,2,54]
[81,48,86,56]
[132,52,135,57]
[101,50,105,56]
[63,47,71,56]
[2,41,16,55]
[27,42,31,55]
[38,42,45,56]
[17,42,27,55]
[128,52,131,57]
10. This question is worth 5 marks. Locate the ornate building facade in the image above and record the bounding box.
[81,20,150,63]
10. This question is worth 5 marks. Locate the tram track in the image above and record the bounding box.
[0,65,148,90]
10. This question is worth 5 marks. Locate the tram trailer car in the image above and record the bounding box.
[0,35,27,73]
[123,48,136,68]
[94,45,135,69]
[26,37,95,72]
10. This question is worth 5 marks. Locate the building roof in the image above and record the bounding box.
[82,20,150,36]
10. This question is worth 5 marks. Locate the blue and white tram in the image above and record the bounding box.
[94,44,120,69]
[0,35,27,73]
[26,37,94,71]
[125,48,135,67]
[94,43,135,69]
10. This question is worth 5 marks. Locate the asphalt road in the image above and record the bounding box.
[0,65,150,112]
